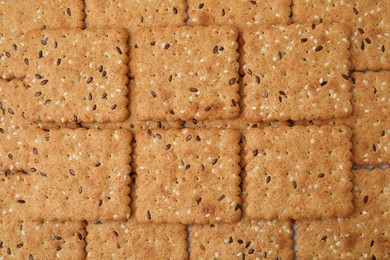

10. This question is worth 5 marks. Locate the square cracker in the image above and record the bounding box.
[188,0,291,32]
[0,221,86,259]
[297,168,390,259]
[244,125,354,220]
[86,220,188,259]
[0,129,132,221]
[19,29,129,123]
[0,0,85,80]
[294,0,390,70]
[190,220,294,259]
[242,23,352,122]
[135,128,242,224]
[132,26,240,121]
[85,0,187,33]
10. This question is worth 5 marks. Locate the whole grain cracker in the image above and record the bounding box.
[190,220,294,259]
[297,168,390,259]
[0,221,86,259]
[132,26,240,121]
[244,125,354,220]
[85,0,187,34]
[294,0,390,70]
[0,0,85,79]
[242,23,352,122]
[135,128,242,224]
[20,29,129,123]
[0,129,132,221]
[188,0,292,32]
[86,220,188,259]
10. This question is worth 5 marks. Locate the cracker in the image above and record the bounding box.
[297,168,390,259]
[188,0,292,32]
[242,23,352,122]
[132,26,240,121]
[244,125,354,220]
[19,28,129,123]
[86,220,188,259]
[343,72,390,166]
[81,81,183,132]
[0,129,132,221]
[134,128,241,224]
[0,221,86,259]
[294,0,390,70]
[190,220,294,259]
[85,0,187,34]
[0,0,85,80]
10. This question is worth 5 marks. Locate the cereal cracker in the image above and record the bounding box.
[0,129,132,221]
[135,128,241,224]
[242,23,352,122]
[244,125,354,220]
[132,26,240,121]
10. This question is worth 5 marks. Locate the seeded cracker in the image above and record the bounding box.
[244,125,354,220]
[242,23,352,122]
[86,221,188,259]
[20,29,129,123]
[0,0,85,80]
[135,128,241,224]
[132,26,240,121]
[0,221,86,259]
[294,0,390,70]
[297,168,390,259]
[85,0,187,34]
[0,129,131,221]
[188,0,291,32]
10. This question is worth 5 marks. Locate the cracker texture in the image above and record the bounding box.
[86,220,188,259]
[135,128,241,224]
[294,0,390,70]
[244,125,354,220]
[86,0,187,33]
[243,23,352,122]
[20,29,129,123]
[0,221,86,259]
[189,0,291,32]
[82,81,183,133]
[190,220,294,259]
[0,129,132,221]
[297,168,390,259]
[345,72,390,166]
[0,0,85,79]
[132,26,240,121]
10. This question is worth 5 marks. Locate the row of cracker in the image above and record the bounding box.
[1,168,388,259]
[0,11,385,127]
[1,0,389,72]
[0,125,379,222]
[2,23,351,123]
